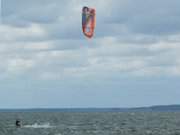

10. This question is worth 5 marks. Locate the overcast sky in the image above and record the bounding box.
[0,0,180,108]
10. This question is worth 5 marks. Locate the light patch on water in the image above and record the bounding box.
[23,123,55,129]
[55,134,62,135]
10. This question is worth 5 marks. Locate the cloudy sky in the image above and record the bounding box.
[0,0,180,108]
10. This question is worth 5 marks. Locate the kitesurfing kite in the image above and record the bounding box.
[82,6,96,38]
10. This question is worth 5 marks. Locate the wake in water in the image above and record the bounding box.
[23,123,55,129]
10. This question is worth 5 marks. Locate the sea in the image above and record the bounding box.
[1,110,180,135]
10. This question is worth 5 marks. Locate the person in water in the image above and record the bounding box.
[15,120,21,127]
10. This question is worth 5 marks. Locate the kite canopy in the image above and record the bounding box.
[82,6,96,38]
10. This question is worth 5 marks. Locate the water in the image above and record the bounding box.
[1,112,180,135]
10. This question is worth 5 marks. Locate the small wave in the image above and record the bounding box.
[23,123,55,129]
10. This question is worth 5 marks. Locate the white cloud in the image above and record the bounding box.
[7,58,35,74]
[0,23,46,42]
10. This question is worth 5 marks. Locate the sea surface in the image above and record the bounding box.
[1,111,180,135]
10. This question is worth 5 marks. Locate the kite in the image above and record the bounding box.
[82,6,96,38]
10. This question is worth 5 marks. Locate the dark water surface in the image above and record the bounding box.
[1,112,180,135]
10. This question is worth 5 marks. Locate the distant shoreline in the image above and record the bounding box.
[1,105,180,112]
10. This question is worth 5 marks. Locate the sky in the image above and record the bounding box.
[0,0,180,108]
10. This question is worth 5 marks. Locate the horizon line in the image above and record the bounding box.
[0,104,180,110]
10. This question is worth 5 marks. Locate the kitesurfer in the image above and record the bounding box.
[15,120,21,128]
